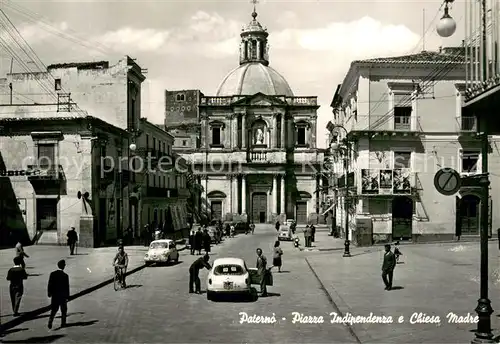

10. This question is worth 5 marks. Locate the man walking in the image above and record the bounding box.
[256,248,268,297]
[303,225,312,247]
[189,254,211,294]
[15,241,29,269]
[6,256,28,316]
[382,244,396,291]
[67,227,78,255]
[47,260,70,329]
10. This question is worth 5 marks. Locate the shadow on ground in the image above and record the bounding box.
[1,334,65,343]
[55,319,98,329]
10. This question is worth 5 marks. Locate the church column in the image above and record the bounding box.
[272,174,278,215]
[317,175,323,213]
[280,174,286,216]
[272,115,278,148]
[232,174,239,214]
[242,114,246,148]
[241,174,247,214]
[280,115,285,149]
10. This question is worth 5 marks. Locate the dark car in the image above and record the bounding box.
[234,222,249,234]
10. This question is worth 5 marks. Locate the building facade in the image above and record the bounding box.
[132,119,190,239]
[165,10,325,224]
[0,57,191,246]
[329,48,500,244]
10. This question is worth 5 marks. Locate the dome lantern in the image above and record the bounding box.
[239,0,269,66]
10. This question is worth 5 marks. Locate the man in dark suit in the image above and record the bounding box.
[382,244,396,291]
[189,254,211,294]
[67,227,78,255]
[47,260,70,329]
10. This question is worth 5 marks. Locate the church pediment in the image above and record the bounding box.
[232,93,286,107]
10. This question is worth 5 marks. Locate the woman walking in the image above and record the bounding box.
[273,241,283,273]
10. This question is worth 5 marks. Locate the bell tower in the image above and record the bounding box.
[239,0,269,66]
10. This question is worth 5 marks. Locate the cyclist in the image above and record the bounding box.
[112,246,129,288]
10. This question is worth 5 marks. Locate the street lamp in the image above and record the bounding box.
[436,0,456,38]
[129,143,137,152]
[437,1,494,343]
[329,124,351,258]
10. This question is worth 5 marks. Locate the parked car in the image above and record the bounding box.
[144,239,179,265]
[234,222,249,234]
[206,257,271,301]
[278,227,293,241]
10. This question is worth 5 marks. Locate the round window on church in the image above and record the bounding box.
[170,107,174,111]
[187,106,191,111]
[181,106,185,111]
[176,107,180,111]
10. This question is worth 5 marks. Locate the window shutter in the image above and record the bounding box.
[455,196,462,237]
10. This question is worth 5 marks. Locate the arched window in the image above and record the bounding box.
[259,41,265,59]
[244,41,248,60]
[251,40,257,59]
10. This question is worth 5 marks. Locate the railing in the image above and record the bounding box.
[177,188,190,198]
[248,151,267,162]
[287,97,318,106]
[27,164,63,179]
[200,97,232,106]
[350,115,422,132]
[460,116,477,131]
[145,187,175,198]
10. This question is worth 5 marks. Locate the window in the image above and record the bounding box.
[37,144,55,167]
[176,94,185,101]
[297,127,306,145]
[461,150,480,173]
[187,106,191,111]
[54,79,61,91]
[181,106,185,111]
[146,135,149,149]
[153,138,156,152]
[212,127,221,145]
[394,151,411,169]
[182,140,187,146]
[214,264,245,276]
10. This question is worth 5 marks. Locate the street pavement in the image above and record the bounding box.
[0,245,150,327]
[306,241,500,343]
[0,224,357,343]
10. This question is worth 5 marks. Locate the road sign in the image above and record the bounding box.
[434,168,461,196]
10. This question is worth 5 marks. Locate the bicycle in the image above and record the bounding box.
[113,266,126,291]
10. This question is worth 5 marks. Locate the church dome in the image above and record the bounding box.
[215,62,294,96]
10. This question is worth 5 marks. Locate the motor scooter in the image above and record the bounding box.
[294,237,300,248]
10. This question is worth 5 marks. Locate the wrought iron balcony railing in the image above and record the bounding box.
[27,164,64,180]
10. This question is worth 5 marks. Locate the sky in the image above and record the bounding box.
[0,0,466,147]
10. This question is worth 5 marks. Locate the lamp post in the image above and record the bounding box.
[437,1,494,342]
[330,124,351,257]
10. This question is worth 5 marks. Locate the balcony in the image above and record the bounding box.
[357,168,417,196]
[178,187,190,198]
[247,150,286,163]
[27,165,64,180]
[347,115,422,138]
[287,97,318,106]
[459,116,477,132]
[145,187,173,198]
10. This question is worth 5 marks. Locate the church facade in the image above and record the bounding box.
[165,10,325,224]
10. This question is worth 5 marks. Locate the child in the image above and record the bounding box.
[394,241,402,263]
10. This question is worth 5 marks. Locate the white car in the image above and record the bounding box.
[144,239,179,265]
[206,257,259,300]
[278,227,293,241]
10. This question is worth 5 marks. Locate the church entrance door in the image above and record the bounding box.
[252,193,267,223]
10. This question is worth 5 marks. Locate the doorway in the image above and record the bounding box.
[392,196,413,240]
[252,193,267,223]
[459,195,479,235]
[296,202,307,224]
[211,201,222,221]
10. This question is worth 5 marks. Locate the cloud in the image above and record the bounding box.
[92,11,240,57]
[17,21,69,42]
